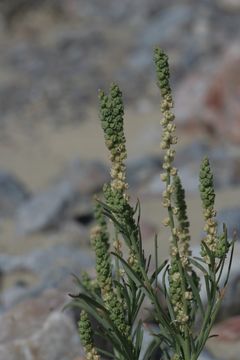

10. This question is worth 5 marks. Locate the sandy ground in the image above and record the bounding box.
[0,108,163,190]
[0,109,239,264]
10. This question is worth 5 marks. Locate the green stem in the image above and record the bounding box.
[129,231,180,347]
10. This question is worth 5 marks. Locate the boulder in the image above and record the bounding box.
[0,170,30,218]
[0,289,82,360]
[16,182,72,234]
[0,244,93,310]
[217,207,240,238]
[175,44,240,144]
[16,160,108,234]
[207,316,240,360]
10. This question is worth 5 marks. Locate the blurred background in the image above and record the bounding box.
[0,1,239,359]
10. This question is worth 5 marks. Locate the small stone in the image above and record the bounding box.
[218,0,240,11]
[0,309,82,360]
[0,170,30,218]
[0,244,93,310]
[207,316,240,360]
[16,182,73,234]
[127,155,162,188]
[217,207,240,238]
[175,44,240,144]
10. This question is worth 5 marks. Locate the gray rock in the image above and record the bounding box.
[175,44,240,145]
[0,0,240,132]
[59,159,109,196]
[16,182,73,234]
[147,141,240,196]
[0,244,93,310]
[175,141,210,167]
[143,173,165,195]
[199,351,218,360]
[0,289,82,360]
[0,170,30,217]
[141,5,193,47]
[16,159,108,234]
[217,207,240,238]
[206,316,240,360]
[127,155,162,187]
[177,152,240,193]
[145,163,199,195]
[139,325,162,360]
[218,0,240,11]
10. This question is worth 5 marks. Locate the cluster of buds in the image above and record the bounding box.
[161,183,174,208]
[99,84,140,274]
[102,184,135,229]
[99,83,128,194]
[154,48,193,334]
[113,238,123,257]
[168,259,191,331]
[81,271,98,293]
[99,84,133,228]
[102,184,139,273]
[199,157,218,259]
[172,176,192,267]
[90,223,112,298]
[128,249,139,270]
[78,310,101,360]
[199,157,230,260]
[91,203,111,298]
[171,354,181,360]
[107,291,130,338]
[91,203,130,338]
[154,48,178,176]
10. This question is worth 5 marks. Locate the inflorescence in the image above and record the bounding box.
[72,47,233,360]
[154,47,194,333]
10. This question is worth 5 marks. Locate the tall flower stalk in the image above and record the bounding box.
[99,84,142,276]
[67,48,234,360]
[154,48,194,358]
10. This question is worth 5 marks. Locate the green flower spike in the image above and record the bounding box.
[99,83,127,193]
[90,203,111,299]
[81,272,97,293]
[78,310,100,360]
[154,47,172,99]
[67,47,234,360]
[155,47,192,338]
[199,157,218,257]
[91,202,130,338]
[199,157,215,211]
[199,157,230,259]
[99,83,140,274]
[173,175,191,266]
[154,48,177,177]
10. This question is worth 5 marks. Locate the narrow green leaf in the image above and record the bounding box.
[150,259,168,285]
[224,238,235,287]
[142,337,162,360]
[112,252,148,293]
[190,258,208,275]
[184,271,204,317]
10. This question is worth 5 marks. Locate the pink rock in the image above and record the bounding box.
[213,316,240,342]
[175,44,240,144]
[0,288,83,360]
[0,288,67,343]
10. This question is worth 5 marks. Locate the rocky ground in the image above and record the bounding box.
[0,1,239,359]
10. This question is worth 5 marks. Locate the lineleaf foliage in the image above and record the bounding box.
[67,48,234,360]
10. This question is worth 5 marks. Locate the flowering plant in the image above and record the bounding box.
[67,48,234,360]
